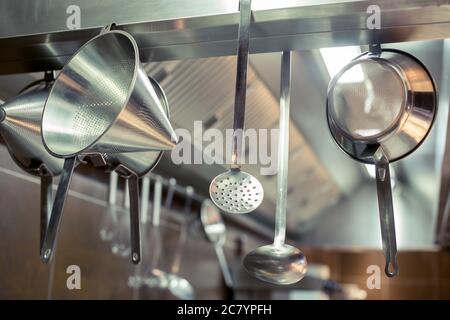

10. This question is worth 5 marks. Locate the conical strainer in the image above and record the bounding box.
[40,26,178,264]
[0,75,64,255]
[327,46,437,277]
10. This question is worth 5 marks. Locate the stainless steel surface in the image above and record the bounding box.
[100,77,169,177]
[327,48,437,276]
[99,172,119,242]
[200,200,233,288]
[209,0,264,215]
[1,1,450,74]
[243,51,307,285]
[0,84,63,176]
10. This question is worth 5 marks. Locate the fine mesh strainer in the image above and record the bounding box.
[327,46,437,277]
[209,0,264,214]
[40,26,178,264]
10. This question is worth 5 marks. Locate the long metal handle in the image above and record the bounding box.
[127,175,141,264]
[140,176,150,224]
[273,51,292,247]
[152,178,163,227]
[231,0,252,169]
[170,186,194,273]
[213,244,234,288]
[374,148,399,277]
[40,174,53,253]
[41,157,77,263]
[171,219,189,275]
[164,178,177,208]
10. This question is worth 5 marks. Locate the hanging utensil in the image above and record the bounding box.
[326,46,437,277]
[244,51,307,285]
[209,0,264,215]
[40,34,177,263]
[0,74,64,255]
[200,199,233,288]
[99,171,119,242]
[165,186,195,300]
[111,180,132,258]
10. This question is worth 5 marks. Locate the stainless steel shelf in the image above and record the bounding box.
[1,0,450,74]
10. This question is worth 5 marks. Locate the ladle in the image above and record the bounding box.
[243,51,307,285]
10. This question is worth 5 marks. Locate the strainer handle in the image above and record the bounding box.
[127,175,141,264]
[231,0,252,169]
[40,173,53,253]
[41,157,78,263]
[374,148,399,277]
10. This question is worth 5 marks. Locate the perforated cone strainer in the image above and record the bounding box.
[327,47,437,277]
[40,27,178,264]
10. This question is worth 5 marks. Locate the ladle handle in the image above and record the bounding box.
[374,148,399,277]
[41,157,77,263]
[273,51,292,247]
[40,174,53,253]
[213,245,234,288]
[231,0,251,169]
[127,175,141,264]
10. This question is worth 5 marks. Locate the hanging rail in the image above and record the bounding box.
[1,0,450,74]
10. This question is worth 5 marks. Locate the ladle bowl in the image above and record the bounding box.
[243,244,307,285]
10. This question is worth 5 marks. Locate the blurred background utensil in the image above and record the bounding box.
[99,172,119,242]
[200,199,233,288]
[165,186,195,300]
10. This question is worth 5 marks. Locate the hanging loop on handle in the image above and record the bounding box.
[231,0,252,169]
[100,23,116,34]
[374,148,399,277]
[41,157,78,263]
